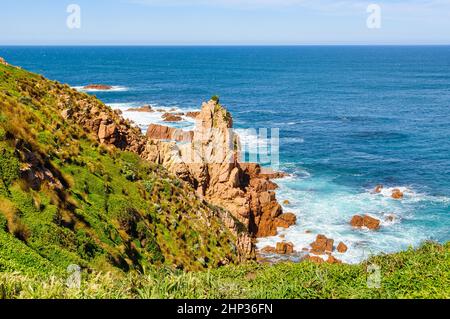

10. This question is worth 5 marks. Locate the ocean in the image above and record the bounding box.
[1,45,449,263]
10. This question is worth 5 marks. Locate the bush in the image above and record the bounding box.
[0,149,20,187]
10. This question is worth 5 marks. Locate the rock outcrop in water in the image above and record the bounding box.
[83,84,113,90]
[350,215,381,230]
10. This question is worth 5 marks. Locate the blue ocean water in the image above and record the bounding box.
[1,46,449,262]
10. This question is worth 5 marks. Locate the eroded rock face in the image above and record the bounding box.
[146,124,193,143]
[141,99,287,239]
[0,57,8,66]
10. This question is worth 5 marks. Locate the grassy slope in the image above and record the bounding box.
[0,62,238,275]
[0,62,448,299]
[0,242,448,299]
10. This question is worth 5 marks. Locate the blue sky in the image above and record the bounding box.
[1,0,450,45]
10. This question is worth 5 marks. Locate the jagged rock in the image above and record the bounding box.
[283,200,291,205]
[337,242,348,253]
[83,84,113,90]
[186,111,200,119]
[275,242,294,254]
[391,189,404,200]
[350,215,381,230]
[310,234,334,254]
[146,124,193,142]
[275,213,297,228]
[0,57,8,66]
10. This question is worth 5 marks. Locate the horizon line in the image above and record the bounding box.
[2,43,450,47]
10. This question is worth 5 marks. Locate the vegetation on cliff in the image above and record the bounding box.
[0,61,240,274]
[1,242,448,299]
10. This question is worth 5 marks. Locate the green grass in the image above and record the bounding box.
[0,242,448,299]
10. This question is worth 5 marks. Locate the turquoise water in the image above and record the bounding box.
[1,46,449,262]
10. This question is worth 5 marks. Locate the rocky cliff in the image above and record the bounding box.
[143,99,294,238]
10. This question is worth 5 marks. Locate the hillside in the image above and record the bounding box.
[0,59,251,274]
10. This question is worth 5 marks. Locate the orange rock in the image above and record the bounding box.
[283,200,291,205]
[350,215,381,230]
[363,215,381,230]
[275,213,297,229]
[327,255,342,264]
[350,215,364,228]
[276,242,294,254]
[391,189,404,200]
[337,242,348,253]
[374,184,384,193]
[310,234,334,254]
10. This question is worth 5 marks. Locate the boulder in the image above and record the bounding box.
[310,234,334,254]
[282,200,291,205]
[350,215,364,228]
[146,124,193,143]
[350,215,381,230]
[337,242,348,253]
[275,242,294,254]
[391,189,404,200]
[364,215,381,230]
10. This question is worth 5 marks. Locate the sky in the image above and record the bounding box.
[1,0,450,45]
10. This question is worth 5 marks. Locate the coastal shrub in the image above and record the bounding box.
[0,149,20,187]
[211,95,220,103]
